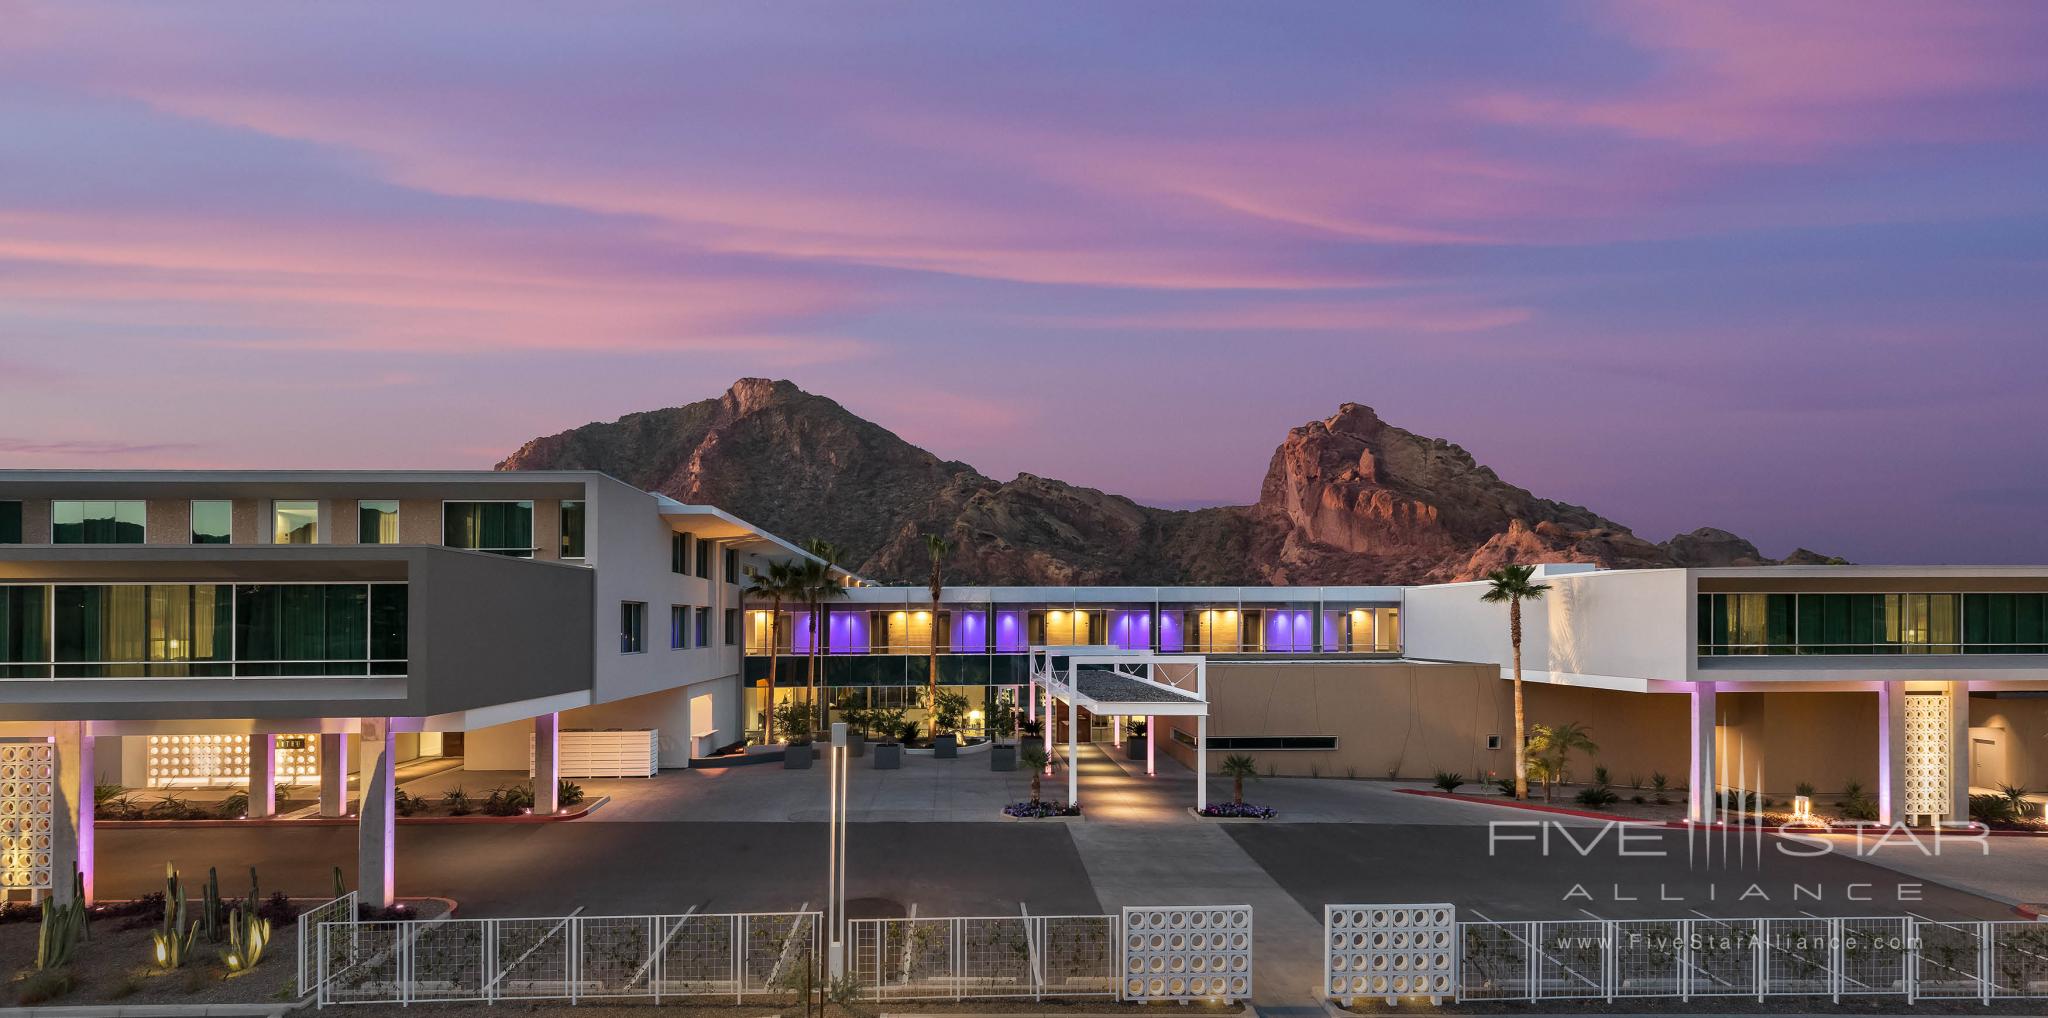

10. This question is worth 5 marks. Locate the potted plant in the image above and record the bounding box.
[835,694,868,758]
[870,707,907,770]
[987,696,1018,771]
[778,701,815,769]
[1124,717,1148,761]
[930,689,970,759]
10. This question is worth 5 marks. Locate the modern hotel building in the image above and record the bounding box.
[4,470,2046,906]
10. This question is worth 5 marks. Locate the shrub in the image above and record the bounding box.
[1199,802,1277,819]
[481,785,531,817]
[1575,786,1620,808]
[442,787,473,816]
[1794,780,1817,799]
[393,790,428,817]
[1002,800,1081,818]
[1592,765,1612,787]
[1837,781,1879,822]
[1493,776,1517,796]
[557,779,585,807]
[96,793,145,821]
[1718,788,1759,813]
[217,790,251,819]
[1432,771,1465,793]
[257,891,298,928]
[17,969,74,1005]
[1631,794,1646,805]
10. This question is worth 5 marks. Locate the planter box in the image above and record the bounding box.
[872,743,904,769]
[989,744,1018,771]
[846,733,866,758]
[932,734,958,759]
[1125,737,1148,761]
[783,744,814,769]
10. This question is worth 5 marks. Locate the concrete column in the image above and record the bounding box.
[1947,681,1971,823]
[319,732,350,816]
[1042,687,1053,773]
[533,713,560,815]
[1112,714,1121,748]
[247,734,276,819]
[52,723,93,905]
[1145,716,1155,776]
[1686,684,1717,824]
[1196,715,1208,810]
[1067,696,1079,804]
[358,719,396,908]
[1878,683,1907,826]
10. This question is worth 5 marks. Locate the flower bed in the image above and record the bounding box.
[1199,802,1276,819]
[1003,799,1082,818]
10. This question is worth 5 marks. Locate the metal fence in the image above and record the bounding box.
[297,891,356,999]
[316,910,819,1006]
[847,914,1119,1001]
[1344,906,2048,1004]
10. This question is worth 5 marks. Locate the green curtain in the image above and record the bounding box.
[0,586,46,677]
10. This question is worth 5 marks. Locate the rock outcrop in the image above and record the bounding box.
[498,379,1829,583]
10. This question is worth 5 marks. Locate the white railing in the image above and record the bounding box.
[317,910,818,1007]
[848,914,1118,1001]
[298,891,356,999]
[1329,903,2048,1004]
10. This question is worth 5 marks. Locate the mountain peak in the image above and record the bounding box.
[500,380,1824,582]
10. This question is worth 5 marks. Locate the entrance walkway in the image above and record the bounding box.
[1064,748,1325,1013]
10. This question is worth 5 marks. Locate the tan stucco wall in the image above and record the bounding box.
[1713,690,1878,795]
[398,499,441,544]
[19,498,49,544]
[1971,696,2048,790]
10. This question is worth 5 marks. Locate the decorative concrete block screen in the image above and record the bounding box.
[1904,693,1950,820]
[1120,906,1253,1002]
[1325,904,1456,1004]
[0,741,56,894]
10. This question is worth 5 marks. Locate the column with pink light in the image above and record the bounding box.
[358,719,397,908]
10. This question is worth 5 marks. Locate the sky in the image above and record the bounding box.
[1,2,2045,564]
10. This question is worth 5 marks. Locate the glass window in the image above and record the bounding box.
[671,605,688,649]
[671,532,690,574]
[724,547,738,584]
[694,538,710,579]
[235,583,365,675]
[0,586,48,678]
[357,500,399,544]
[560,500,585,558]
[621,601,646,653]
[52,500,146,544]
[370,584,408,674]
[0,501,21,544]
[695,607,711,646]
[444,501,533,557]
[190,500,232,544]
[272,500,319,544]
[724,608,739,645]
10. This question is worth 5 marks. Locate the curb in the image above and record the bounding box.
[0,1006,296,1017]
[1397,789,1660,823]
[98,795,608,829]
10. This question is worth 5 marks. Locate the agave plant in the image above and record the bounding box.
[152,864,200,971]
[220,905,272,974]
[35,874,88,971]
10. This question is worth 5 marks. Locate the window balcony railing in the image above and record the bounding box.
[0,658,409,680]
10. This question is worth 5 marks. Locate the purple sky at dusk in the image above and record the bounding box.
[2,2,2045,564]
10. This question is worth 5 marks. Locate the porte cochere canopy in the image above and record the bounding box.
[1026,646,1211,808]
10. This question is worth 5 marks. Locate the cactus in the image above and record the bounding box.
[152,863,200,970]
[332,865,345,900]
[220,905,272,974]
[71,871,89,943]
[34,888,86,970]
[201,866,223,944]
[245,865,261,915]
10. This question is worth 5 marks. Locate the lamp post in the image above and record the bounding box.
[825,722,849,977]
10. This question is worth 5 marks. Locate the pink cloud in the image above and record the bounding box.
[1469,2,2048,152]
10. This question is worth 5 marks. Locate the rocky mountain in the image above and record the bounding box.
[497,378,1834,584]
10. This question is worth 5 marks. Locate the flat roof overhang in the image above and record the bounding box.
[0,469,599,500]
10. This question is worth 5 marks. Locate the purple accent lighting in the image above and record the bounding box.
[829,610,869,654]
[1158,612,1183,653]
[1109,610,1151,650]
[1322,613,1340,652]
[994,610,1026,652]
[950,611,986,652]
[788,612,817,654]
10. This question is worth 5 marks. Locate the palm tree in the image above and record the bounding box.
[743,561,801,746]
[1526,722,1599,803]
[1220,753,1259,805]
[1480,564,1551,799]
[1020,745,1053,802]
[800,539,847,732]
[924,533,951,737]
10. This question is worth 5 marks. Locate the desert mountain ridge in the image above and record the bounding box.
[496,378,1840,584]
